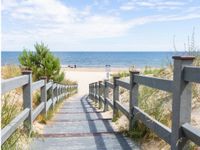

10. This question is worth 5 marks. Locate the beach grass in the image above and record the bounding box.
[1,65,21,79]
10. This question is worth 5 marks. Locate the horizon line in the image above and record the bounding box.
[1,50,186,53]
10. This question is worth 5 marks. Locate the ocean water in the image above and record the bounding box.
[1,51,186,68]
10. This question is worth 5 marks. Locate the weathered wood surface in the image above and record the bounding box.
[1,108,30,144]
[133,74,173,92]
[1,75,29,94]
[33,102,45,120]
[31,95,139,150]
[89,56,200,149]
[32,80,45,91]
[184,66,200,83]
[1,71,77,145]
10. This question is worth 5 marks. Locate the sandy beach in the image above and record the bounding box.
[62,67,129,94]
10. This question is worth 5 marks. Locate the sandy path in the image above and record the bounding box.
[62,67,129,95]
[64,71,106,94]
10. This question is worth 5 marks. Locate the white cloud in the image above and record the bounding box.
[120,1,136,11]
[120,0,186,11]
[2,0,200,51]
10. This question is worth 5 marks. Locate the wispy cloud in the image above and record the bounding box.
[120,0,186,11]
[2,0,200,51]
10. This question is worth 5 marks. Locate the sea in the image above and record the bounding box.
[1,51,186,68]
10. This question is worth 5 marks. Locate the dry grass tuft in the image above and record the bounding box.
[1,65,21,79]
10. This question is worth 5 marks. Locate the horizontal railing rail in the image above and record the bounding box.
[1,75,29,94]
[1,71,78,145]
[89,56,200,150]
[133,75,173,92]
[116,79,130,90]
[32,80,45,92]
[184,66,200,83]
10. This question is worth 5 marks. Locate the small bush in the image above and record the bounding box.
[19,42,64,82]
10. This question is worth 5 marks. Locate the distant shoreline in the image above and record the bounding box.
[2,51,181,68]
[61,67,130,72]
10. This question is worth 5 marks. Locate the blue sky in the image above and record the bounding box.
[2,0,200,51]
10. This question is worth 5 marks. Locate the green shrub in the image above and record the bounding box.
[18,42,64,82]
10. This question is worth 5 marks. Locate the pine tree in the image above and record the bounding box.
[19,42,64,82]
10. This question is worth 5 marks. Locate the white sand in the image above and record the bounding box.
[62,67,128,94]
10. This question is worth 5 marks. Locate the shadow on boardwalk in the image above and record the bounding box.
[31,94,139,150]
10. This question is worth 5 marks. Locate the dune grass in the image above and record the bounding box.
[1,92,29,150]
[1,65,21,79]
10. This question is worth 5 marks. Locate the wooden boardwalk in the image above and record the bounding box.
[31,94,139,150]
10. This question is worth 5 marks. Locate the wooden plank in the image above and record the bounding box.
[104,80,109,111]
[115,101,129,118]
[95,95,99,99]
[100,83,104,87]
[106,81,114,89]
[134,75,173,92]
[105,98,113,108]
[32,102,45,120]
[53,83,57,89]
[32,80,45,91]
[133,106,171,144]
[184,66,200,83]
[129,71,139,130]
[1,75,29,94]
[116,79,130,90]
[46,82,53,91]
[113,76,120,117]
[182,123,200,145]
[53,97,57,106]
[22,71,32,131]
[1,108,30,144]
[46,99,53,111]
[100,96,105,102]
[171,58,194,149]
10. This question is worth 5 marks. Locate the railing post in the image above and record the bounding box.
[61,85,63,97]
[53,83,57,106]
[171,56,195,150]
[98,81,102,109]
[113,76,120,119]
[89,84,91,98]
[40,76,47,118]
[95,82,98,105]
[60,85,62,98]
[50,82,54,111]
[22,70,33,133]
[65,85,67,96]
[56,84,59,101]
[91,84,93,100]
[93,84,95,99]
[90,84,93,100]
[66,85,69,97]
[129,71,139,130]
[104,80,109,112]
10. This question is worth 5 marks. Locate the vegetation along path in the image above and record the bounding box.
[31,94,139,150]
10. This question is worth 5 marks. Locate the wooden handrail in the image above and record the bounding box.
[88,56,200,149]
[1,73,78,145]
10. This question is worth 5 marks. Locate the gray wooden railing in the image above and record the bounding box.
[89,56,200,150]
[1,70,78,145]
